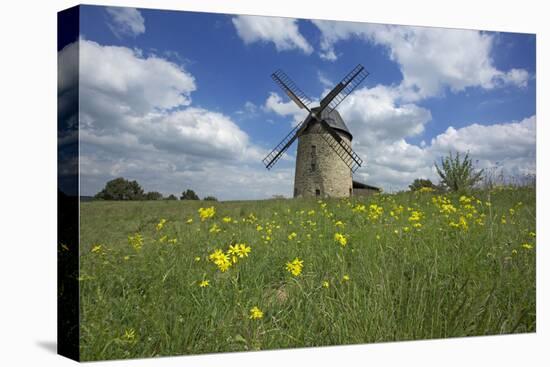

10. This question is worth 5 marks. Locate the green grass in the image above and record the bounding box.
[78,187,536,361]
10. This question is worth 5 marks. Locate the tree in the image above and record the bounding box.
[144,191,163,200]
[203,196,218,201]
[180,189,199,200]
[94,177,144,200]
[435,152,484,192]
[408,178,436,192]
[165,194,178,200]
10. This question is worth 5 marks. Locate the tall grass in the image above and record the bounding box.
[79,186,535,361]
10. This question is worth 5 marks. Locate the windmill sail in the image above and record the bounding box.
[262,118,307,170]
[319,64,369,115]
[271,70,312,111]
[317,119,363,172]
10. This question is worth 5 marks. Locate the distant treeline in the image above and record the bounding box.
[92,177,217,201]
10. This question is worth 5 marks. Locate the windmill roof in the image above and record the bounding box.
[310,107,352,140]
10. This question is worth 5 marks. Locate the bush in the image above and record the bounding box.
[144,191,163,200]
[165,194,178,200]
[180,189,199,200]
[435,152,483,192]
[94,177,144,200]
[408,178,436,192]
[203,196,218,201]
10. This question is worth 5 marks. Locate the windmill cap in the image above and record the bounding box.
[309,107,352,140]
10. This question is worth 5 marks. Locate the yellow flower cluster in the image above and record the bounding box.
[128,233,143,251]
[285,257,304,276]
[249,306,263,319]
[156,218,167,231]
[209,243,252,272]
[209,223,221,233]
[198,206,216,221]
[334,232,348,247]
[288,232,297,241]
[449,216,468,231]
[352,204,366,213]
[91,244,103,253]
[199,280,210,288]
[209,249,232,272]
[367,204,383,221]
[227,243,252,263]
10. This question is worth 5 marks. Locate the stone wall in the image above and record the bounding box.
[294,122,353,198]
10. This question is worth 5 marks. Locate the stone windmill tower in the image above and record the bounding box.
[263,65,369,198]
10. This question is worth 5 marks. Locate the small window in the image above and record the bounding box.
[315,189,321,197]
[311,162,316,171]
[311,145,316,154]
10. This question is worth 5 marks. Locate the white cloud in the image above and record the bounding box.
[105,7,145,38]
[232,15,313,54]
[59,40,283,199]
[338,85,432,142]
[317,70,334,88]
[311,21,529,101]
[264,92,309,125]
[350,114,536,191]
[430,116,536,163]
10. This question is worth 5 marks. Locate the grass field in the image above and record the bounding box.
[78,186,536,361]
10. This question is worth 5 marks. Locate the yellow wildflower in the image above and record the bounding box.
[194,256,201,262]
[209,249,232,272]
[198,206,216,221]
[342,275,350,282]
[288,232,297,240]
[285,257,304,276]
[249,306,263,320]
[334,233,348,247]
[222,217,232,223]
[123,328,136,341]
[334,220,345,227]
[156,218,167,231]
[128,233,143,251]
[91,244,102,253]
[522,243,534,250]
[209,224,221,233]
[199,280,210,288]
[322,280,330,288]
[186,218,193,224]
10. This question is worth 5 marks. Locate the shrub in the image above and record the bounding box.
[435,152,483,192]
[94,177,144,200]
[203,196,218,201]
[408,178,436,192]
[180,189,200,200]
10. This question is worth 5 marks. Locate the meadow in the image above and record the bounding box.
[78,186,536,361]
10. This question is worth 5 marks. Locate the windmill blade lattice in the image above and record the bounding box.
[317,119,363,172]
[271,69,313,111]
[319,64,369,115]
[262,118,307,170]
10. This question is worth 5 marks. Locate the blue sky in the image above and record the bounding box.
[63,5,536,199]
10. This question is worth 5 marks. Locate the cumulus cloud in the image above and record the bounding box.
[350,115,536,191]
[264,92,309,125]
[338,85,432,142]
[311,21,529,101]
[232,15,313,54]
[58,39,279,198]
[105,7,146,38]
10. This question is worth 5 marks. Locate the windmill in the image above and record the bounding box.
[262,64,369,198]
